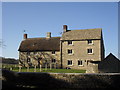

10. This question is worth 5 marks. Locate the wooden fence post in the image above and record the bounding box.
[27,66,29,72]
[40,64,42,72]
[50,63,52,70]
[45,64,47,71]
[34,65,36,72]
[19,66,22,72]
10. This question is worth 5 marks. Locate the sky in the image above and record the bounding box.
[1,2,118,59]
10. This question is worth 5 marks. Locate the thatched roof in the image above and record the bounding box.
[18,37,60,52]
[61,28,102,40]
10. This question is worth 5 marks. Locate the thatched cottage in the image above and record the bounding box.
[18,25,105,72]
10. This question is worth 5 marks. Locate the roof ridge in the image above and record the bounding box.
[70,28,102,31]
[27,37,61,39]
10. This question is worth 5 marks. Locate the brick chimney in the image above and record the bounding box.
[46,32,51,38]
[63,25,68,33]
[23,34,27,40]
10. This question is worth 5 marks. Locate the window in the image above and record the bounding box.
[52,59,56,63]
[88,40,93,45]
[78,60,83,66]
[87,49,93,54]
[68,49,72,54]
[67,60,72,65]
[68,41,72,45]
[27,58,31,62]
[52,51,55,54]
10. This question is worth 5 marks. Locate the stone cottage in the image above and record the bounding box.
[61,25,105,70]
[18,25,105,71]
[18,32,61,68]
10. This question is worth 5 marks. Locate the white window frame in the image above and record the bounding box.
[87,48,93,54]
[78,60,83,66]
[67,49,73,55]
[68,41,73,45]
[67,60,73,66]
[87,40,93,45]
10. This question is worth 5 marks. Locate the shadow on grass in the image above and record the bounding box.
[2,69,120,89]
[2,69,70,89]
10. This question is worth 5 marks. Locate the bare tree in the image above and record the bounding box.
[19,51,56,72]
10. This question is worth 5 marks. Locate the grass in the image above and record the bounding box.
[2,64,86,73]
[12,67,86,73]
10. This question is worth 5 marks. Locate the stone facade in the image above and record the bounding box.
[19,51,60,68]
[60,25,105,70]
[18,25,105,72]
[61,40,103,70]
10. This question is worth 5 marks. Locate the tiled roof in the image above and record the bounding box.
[61,28,102,40]
[18,37,60,52]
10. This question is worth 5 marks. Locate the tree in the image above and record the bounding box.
[19,51,56,72]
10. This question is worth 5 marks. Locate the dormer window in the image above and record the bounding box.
[68,41,72,45]
[88,40,93,45]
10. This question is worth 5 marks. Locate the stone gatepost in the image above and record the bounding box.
[86,61,99,73]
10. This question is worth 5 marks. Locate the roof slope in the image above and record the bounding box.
[98,53,120,73]
[101,53,120,62]
[61,28,102,40]
[18,37,61,52]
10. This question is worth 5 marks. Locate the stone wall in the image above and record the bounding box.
[2,70,120,89]
[19,51,61,68]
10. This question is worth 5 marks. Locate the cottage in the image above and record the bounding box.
[18,25,105,71]
[18,32,61,68]
[61,25,105,70]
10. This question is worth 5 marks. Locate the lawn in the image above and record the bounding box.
[12,67,86,73]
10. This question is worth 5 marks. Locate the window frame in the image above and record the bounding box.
[52,51,56,54]
[67,49,73,55]
[87,40,93,45]
[67,60,73,66]
[68,41,73,45]
[78,60,83,66]
[52,59,56,63]
[87,48,93,54]
[27,57,31,63]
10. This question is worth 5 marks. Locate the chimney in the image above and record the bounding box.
[46,32,51,38]
[63,25,68,33]
[23,34,27,40]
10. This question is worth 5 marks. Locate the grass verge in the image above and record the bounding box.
[12,67,86,73]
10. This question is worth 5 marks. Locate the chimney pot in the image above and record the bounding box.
[63,25,68,33]
[46,32,51,38]
[24,34,27,39]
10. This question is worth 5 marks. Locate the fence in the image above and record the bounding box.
[2,64,60,72]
